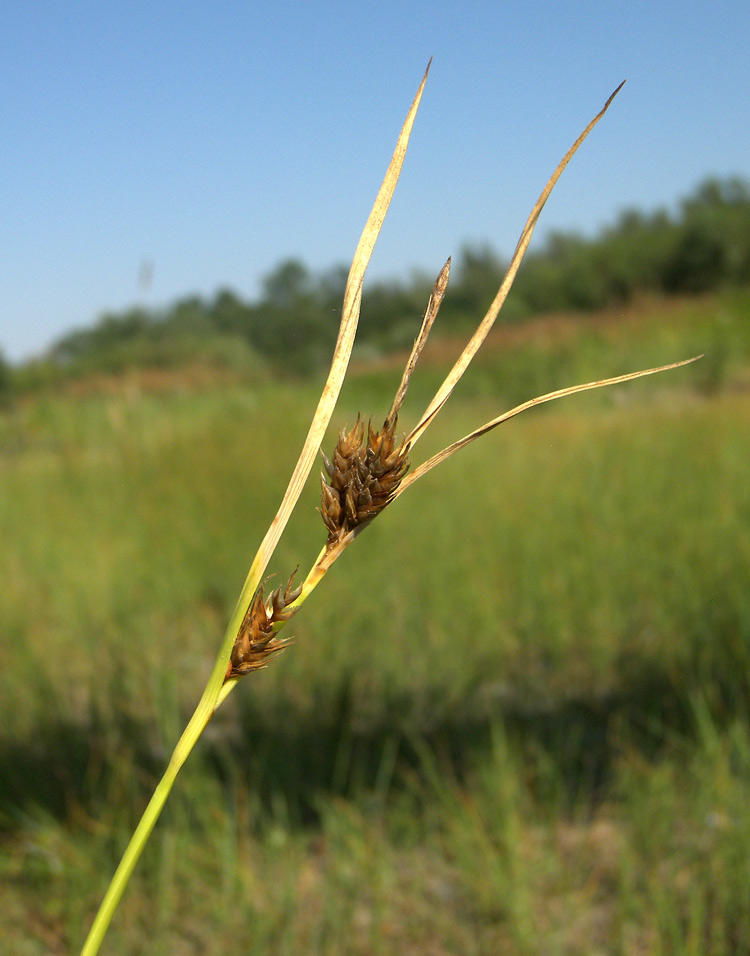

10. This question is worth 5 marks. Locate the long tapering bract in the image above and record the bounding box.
[406,81,626,452]
[396,355,702,496]
[217,60,431,674]
[200,60,432,712]
[79,62,431,956]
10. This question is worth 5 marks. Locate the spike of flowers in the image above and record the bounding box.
[226,572,301,678]
[320,415,409,546]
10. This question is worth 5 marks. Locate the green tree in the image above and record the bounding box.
[210,288,251,336]
[0,347,12,404]
[452,243,507,317]
[663,178,750,292]
[261,259,311,309]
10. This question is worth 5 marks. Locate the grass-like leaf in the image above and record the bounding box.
[406,81,627,452]
[396,356,703,496]
[79,61,431,956]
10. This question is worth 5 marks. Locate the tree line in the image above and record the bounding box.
[5,175,750,391]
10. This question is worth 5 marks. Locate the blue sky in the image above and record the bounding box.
[2,0,748,361]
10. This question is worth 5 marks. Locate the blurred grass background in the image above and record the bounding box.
[2,290,750,955]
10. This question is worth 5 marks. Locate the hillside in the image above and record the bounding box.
[5,175,749,397]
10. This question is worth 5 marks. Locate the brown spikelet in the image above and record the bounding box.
[225,571,302,679]
[320,415,409,546]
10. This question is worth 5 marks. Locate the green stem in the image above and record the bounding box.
[79,544,260,955]
[292,535,358,610]
[79,681,237,956]
[79,539,344,955]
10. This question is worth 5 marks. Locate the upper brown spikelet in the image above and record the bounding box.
[320,415,409,546]
[226,572,302,679]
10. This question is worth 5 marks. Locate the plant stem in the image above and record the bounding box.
[79,681,237,956]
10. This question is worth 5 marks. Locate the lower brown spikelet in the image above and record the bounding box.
[320,415,409,546]
[226,572,302,679]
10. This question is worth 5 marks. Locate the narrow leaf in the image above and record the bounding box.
[407,81,626,451]
[386,257,451,430]
[395,355,702,496]
[203,61,433,704]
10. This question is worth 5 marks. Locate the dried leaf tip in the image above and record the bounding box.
[226,571,302,679]
[605,80,627,108]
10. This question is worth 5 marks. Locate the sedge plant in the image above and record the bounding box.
[79,62,700,955]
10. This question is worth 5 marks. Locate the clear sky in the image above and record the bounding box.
[2,0,748,361]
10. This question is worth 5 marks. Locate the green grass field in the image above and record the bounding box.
[2,290,750,954]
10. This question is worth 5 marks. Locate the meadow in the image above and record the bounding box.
[2,290,750,955]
